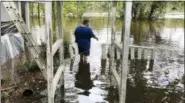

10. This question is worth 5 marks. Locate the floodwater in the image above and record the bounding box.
[1,16,184,103]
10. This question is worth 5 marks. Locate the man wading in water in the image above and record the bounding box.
[74,19,98,63]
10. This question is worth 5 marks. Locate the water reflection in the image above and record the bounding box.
[75,60,93,96]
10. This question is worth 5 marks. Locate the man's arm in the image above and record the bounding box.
[89,28,98,41]
[74,28,78,43]
[92,35,98,41]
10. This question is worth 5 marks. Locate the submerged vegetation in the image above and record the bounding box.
[29,1,184,20]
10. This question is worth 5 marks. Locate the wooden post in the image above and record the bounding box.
[110,1,116,64]
[45,2,54,103]
[18,1,22,16]
[121,2,125,42]
[0,2,2,99]
[25,2,30,31]
[21,2,26,22]
[144,49,148,59]
[137,48,142,59]
[57,2,63,64]
[109,1,116,90]
[120,1,132,103]
[111,2,116,41]
[24,2,31,61]
[102,44,107,60]
[130,47,135,60]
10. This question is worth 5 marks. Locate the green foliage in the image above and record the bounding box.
[166,2,184,12]
[132,2,167,20]
[1,92,9,99]
[63,2,77,17]
[29,1,184,20]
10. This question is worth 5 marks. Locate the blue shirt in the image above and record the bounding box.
[74,26,95,50]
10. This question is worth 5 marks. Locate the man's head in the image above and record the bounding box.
[83,19,89,26]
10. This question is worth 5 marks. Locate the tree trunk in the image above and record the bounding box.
[148,3,157,20]
[38,3,40,25]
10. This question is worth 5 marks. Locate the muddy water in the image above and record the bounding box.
[2,17,184,103]
[60,18,184,103]
[61,18,184,103]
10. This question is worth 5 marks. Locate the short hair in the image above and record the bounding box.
[83,19,89,25]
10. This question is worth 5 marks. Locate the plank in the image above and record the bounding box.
[52,39,63,56]
[130,47,135,60]
[148,49,152,60]
[137,48,142,59]
[113,41,122,53]
[144,49,148,59]
[52,64,66,94]
[111,67,120,89]
[116,49,121,59]
[101,44,107,59]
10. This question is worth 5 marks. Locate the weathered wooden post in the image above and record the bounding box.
[0,2,2,100]
[57,3,64,101]
[109,1,116,87]
[25,2,30,30]
[138,48,142,59]
[24,2,31,61]
[120,1,132,103]
[57,2,63,64]
[21,2,27,22]
[45,2,54,103]
[18,1,22,15]
[130,47,135,60]
[101,44,107,60]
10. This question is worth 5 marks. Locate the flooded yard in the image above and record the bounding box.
[1,17,184,103]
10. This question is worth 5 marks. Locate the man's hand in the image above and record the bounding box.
[96,38,99,41]
[95,36,98,41]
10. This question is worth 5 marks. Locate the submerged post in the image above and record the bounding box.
[45,2,54,103]
[120,1,132,103]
